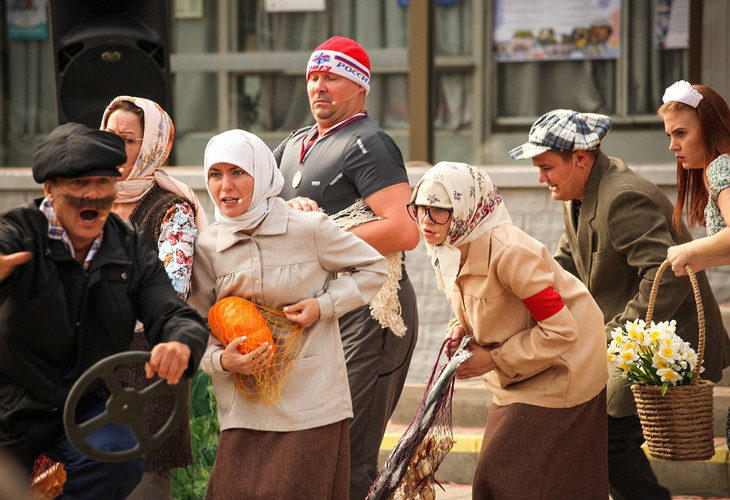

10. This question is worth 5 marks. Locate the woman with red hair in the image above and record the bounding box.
[659,81,730,274]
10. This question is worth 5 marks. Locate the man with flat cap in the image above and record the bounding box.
[510,109,730,500]
[0,123,208,499]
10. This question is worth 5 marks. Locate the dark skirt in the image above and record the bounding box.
[473,388,608,500]
[115,331,192,472]
[205,420,350,500]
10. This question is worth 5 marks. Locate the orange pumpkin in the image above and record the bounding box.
[208,297,275,361]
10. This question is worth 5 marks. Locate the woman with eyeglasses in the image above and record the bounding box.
[410,161,609,499]
[99,96,209,499]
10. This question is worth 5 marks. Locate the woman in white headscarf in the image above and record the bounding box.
[187,129,387,499]
[410,161,609,499]
[100,96,209,498]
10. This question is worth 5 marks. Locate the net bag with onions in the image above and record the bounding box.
[208,296,304,405]
[367,336,473,500]
[30,455,66,499]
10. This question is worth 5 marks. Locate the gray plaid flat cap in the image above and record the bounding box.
[509,109,612,160]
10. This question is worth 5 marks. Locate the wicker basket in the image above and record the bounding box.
[631,259,715,461]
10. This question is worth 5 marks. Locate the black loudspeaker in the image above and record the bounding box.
[49,0,172,128]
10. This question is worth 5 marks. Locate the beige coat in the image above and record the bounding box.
[188,199,388,432]
[449,223,607,408]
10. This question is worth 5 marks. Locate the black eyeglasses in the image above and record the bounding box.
[406,203,452,225]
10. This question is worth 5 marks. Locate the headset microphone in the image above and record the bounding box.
[237,198,244,204]
[331,89,359,105]
[549,155,583,192]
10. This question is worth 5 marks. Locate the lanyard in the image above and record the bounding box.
[298,113,367,165]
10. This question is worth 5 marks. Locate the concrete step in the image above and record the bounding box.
[381,378,730,497]
[391,378,730,432]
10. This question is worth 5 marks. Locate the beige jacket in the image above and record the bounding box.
[188,199,388,432]
[450,224,607,408]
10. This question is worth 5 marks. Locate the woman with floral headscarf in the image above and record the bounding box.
[410,162,609,499]
[187,129,387,499]
[102,95,208,296]
[100,96,209,498]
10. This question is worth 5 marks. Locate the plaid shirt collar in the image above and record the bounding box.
[41,198,103,269]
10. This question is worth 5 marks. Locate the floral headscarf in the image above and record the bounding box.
[411,161,512,296]
[203,129,284,234]
[101,95,208,230]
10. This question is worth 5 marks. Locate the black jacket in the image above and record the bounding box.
[0,199,207,458]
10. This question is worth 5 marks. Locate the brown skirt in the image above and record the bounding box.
[205,420,350,500]
[473,388,608,500]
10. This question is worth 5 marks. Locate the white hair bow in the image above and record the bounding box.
[662,80,703,108]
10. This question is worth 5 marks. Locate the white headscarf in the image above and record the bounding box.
[203,129,284,234]
[101,95,208,230]
[411,161,512,297]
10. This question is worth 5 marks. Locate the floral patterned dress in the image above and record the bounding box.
[707,153,730,451]
[705,153,730,235]
[157,202,196,298]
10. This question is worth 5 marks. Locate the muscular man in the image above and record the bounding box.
[274,36,420,499]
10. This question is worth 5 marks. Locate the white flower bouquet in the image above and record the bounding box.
[607,318,703,395]
[614,259,715,461]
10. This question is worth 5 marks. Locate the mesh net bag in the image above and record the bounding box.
[367,336,473,500]
[330,199,407,337]
[30,455,66,499]
[208,296,304,405]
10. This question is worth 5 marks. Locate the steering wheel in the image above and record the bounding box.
[63,351,187,463]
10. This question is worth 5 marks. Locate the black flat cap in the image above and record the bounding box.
[32,122,127,183]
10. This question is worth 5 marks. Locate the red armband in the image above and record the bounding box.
[522,286,565,321]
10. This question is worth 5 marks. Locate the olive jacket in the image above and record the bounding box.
[554,152,730,417]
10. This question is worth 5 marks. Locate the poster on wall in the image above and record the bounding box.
[7,0,47,40]
[264,0,325,12]
[175,0,204,19]
[493,0,620,62]
[655,0,690,50]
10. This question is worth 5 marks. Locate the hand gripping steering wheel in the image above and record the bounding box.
[63,351,187,463]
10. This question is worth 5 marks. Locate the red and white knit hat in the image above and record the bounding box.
[306,36,370,94]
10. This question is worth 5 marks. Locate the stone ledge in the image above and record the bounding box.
[0,163,679,191]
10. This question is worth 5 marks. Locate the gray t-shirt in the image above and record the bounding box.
[274,116,409,215]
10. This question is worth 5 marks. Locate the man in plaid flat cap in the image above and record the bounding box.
[511,109,730,500]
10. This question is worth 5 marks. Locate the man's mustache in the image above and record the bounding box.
[58,193,116,210]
